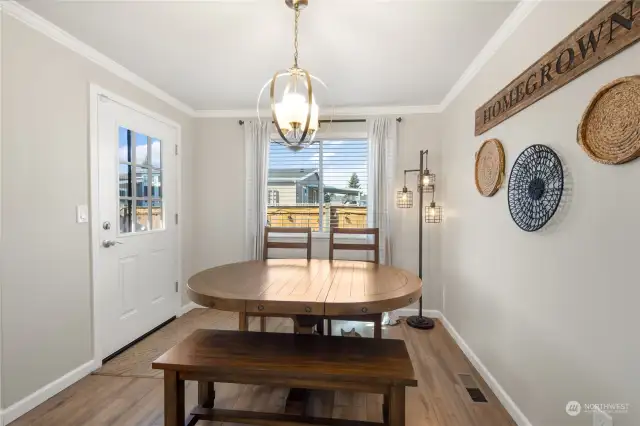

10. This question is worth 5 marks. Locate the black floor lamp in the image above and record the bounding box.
[396,150,443,330]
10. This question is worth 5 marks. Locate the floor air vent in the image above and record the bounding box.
[458,374,488,403]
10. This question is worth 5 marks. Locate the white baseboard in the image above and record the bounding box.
[178,302,200,316]
[1,360,98,425]
[438,315,532,426]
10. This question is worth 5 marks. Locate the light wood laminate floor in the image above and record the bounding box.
[9,309,515,426]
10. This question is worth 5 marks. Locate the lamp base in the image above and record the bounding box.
[406,315,435,330]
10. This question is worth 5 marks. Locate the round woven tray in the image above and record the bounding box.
[475,138,505,197]
[578,76,640,165]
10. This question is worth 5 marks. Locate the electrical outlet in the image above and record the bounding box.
[593,408,613,426]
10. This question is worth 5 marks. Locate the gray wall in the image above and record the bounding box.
[441,2,639,425]
[0,14,196,407]
[192,115,442,308]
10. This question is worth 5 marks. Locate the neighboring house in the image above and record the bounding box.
[267,168,362,205]
[268,168,320,205]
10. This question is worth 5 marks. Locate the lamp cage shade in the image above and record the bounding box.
[419,172,436,193]
[425,202,443,224]
[396,188,413,208]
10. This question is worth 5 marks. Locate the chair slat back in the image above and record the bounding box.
[263,227,312,260]
[329,228,380,264]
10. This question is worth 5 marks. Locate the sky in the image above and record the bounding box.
[269,140,368,194]
[118,127,161,169]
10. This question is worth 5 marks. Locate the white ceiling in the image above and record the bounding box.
[22,0,518,111]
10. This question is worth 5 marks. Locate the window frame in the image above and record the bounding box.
[267,131,369,239]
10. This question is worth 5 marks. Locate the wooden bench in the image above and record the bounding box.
[152,329,417,426]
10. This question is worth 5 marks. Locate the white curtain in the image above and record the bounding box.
[367,117,397,265]
[368,117,399,326]
[244,121,271,260]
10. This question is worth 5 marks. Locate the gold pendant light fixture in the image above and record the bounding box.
[258,0,328,151]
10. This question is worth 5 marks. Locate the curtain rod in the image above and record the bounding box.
[237,117,402,125]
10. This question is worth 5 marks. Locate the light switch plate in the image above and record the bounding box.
[76,205,89,224]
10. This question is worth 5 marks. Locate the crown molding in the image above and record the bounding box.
[193,109,261,118]
[194,104,442,118]
[439,0,541,112]
[2,1,196,117]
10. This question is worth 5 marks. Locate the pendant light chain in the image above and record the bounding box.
[293,6,300,68]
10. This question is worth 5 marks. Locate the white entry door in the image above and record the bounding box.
[97,96,179,359]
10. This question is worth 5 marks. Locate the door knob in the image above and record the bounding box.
[102,240,123,248]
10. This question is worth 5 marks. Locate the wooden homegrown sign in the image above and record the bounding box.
[475,1,640,136]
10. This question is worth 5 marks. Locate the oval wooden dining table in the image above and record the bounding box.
[187,258,423,333]
[187,258,422,415]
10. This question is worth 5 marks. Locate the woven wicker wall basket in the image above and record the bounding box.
[475,138,505,197]
[578,76,640,165]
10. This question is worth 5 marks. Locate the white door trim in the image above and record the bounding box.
[89,84,183,366]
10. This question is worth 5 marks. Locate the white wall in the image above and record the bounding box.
[192,115,442,309]
[0,14,196,408]
[441,2,639,425]
[192,118,246,273]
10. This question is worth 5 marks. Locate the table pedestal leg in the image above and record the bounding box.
[293,314,318,334]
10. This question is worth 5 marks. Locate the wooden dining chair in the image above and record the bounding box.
[326,227,383,338]
[263,226,312,261]
[241,227,313,333]
[329,227,380,264]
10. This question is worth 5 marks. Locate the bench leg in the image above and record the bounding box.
[239,312,248,331]
[164,371,185,426]
[388,386,405,426]
[383,394,389,423]
[198,381,215,409]
[260,316,267,332]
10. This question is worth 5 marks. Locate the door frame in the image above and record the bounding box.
[88,84,183,365]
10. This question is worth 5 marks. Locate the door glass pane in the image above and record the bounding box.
[151,170,162,198]
[118,127,132,163]
[119,199,133,234]
[136,133,149,166]
[151,199,163,230]
[151,138,162,168]
[136,167,150,198]
[117,126,164,234]
[135,199,150,232]
[119,164,132,197]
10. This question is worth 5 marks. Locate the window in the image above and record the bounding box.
[268,190,280,205]
[267,140,368,232]
[118,127,164,234]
